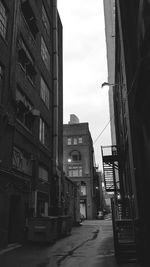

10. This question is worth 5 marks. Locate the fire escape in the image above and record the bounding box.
[101,146,137,263]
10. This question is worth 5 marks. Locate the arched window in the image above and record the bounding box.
[70,150,81,162]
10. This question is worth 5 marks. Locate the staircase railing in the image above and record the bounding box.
[102,145,137,262]
[111,197,137,262]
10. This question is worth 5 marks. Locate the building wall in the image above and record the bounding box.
[115,0,150,262]
[0,0,63,248]
[63,119,95,219]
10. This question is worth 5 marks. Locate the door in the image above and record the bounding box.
[8,195,21,243]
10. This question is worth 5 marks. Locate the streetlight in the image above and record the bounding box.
[101,82,125,88]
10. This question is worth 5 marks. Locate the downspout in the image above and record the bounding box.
[53,0,61,212]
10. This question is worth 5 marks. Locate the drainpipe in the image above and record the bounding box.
[52,0,61,213]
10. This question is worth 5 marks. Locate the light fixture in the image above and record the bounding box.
[101,82,125,88]
[101,82,114,88]
[31,109,40,117]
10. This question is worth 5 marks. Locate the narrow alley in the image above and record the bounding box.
[0,219,143,267]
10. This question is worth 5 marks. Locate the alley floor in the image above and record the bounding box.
[0,219,145,267]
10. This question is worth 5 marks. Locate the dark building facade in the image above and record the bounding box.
[102,0,150,263]
[0,0,63,248]
[63,115,97,220]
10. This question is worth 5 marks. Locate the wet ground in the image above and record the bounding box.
[0,219,143,267]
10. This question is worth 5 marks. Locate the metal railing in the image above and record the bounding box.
[111,197,137,261]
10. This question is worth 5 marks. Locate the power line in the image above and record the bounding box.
[94,56,146,145]
[94,114,114,144]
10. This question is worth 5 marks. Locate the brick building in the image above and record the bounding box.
[0,0,63,248]
[63,115,97,220]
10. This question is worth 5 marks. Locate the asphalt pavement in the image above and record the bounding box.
[0,219,146,267]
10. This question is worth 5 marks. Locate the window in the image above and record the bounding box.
[39,117,49,147]
[80,181,86,196]
[67,137,72,145]
[18,39,36,83]
[42,5,50,35]
[37,192,48,217]
[78,137,83,144]
[0,64,4,102]
[70,150,81,161]
[68,166,82,177]
[73,138,77,145]
[21,0,38,39]
[40,77,49,108]
[16,88,34,131]
[12,146,32,175]
[0,64,3,79]
[41,37,50,71]
[0,1,7,39]
[38,165,48,181]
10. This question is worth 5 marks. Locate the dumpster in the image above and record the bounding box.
[28,216,58,243]
[57,215,72,237]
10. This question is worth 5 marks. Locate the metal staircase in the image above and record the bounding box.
[101,145,137,263]
[101,146,119,193]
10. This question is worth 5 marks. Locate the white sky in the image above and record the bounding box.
[57,0,111,170]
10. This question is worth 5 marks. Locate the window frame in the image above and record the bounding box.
[70,150,81,162]
[38,165,49,182]
[73,137,77,145]
[0,0,8,40]
[0,64,4,102]
[41,36,50,71]
[12,146,32,176]
[18,38,36,84]
[67,137,72,145]
[80,182,86,196]
[40,76,50,109]
[68,165,83,177]
[78,137,83,144]
[16,87,34,131]
[42,4,50,35]
[39,117,49,147]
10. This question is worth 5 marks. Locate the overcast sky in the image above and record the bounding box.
[57,0,111,170]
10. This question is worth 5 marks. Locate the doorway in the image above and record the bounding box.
[8,195,21,243]
[80,199,86,219]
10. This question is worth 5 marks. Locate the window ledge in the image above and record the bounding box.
[16,119,33,135]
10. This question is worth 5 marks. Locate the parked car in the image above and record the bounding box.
[80,214,85,223]
[97,211,104,220]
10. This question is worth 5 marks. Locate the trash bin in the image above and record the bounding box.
[57,215,72,237]
[28,216,58,243]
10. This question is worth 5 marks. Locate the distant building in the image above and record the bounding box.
[0,0,63,248]
[63,115,96,219]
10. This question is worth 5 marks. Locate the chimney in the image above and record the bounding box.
[69,114,79,124]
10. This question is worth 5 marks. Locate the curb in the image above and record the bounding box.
[0,243,22,255]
